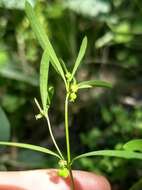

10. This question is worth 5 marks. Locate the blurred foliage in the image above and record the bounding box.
[0,107,10,141]
[130,179,142,190]
[0,0,36,9]
[0,0,142,189]
[64,0,110,17]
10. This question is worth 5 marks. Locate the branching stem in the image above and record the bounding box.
[45,115,64,160]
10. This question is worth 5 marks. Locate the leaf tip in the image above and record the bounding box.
[25,0,34,10]
[84,35,88,41]
[83,36,88,47]
[25,0,30,7]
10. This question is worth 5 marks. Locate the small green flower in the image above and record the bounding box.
[71,84,78,93]
[58,160,67,168]
[70,92,77,102]
[65,72,72,81]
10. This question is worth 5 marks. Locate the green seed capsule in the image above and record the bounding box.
[58,168,69,178]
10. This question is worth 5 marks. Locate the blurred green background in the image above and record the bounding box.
[0,0,142,189]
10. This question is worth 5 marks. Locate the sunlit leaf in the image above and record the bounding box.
[78,80,112,89]
[95,32,113,48]
[40,49,50,111]
[64,0,110,18]
[0,0,36,10]
[71,36,87,80]
[0,141,61,159]
[0,107,10,141]
[123,139,142,152]
[73,150,142,163]
[25,1,66,83]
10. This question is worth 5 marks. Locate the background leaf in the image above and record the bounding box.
[0,63,38,86]
[0,107,10,141]
[64,0,110,18]
[123,139,142,152]
[129,178,142,190]
[17,149,48,168]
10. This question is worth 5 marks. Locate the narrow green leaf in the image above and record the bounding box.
[25,1,49,50]
[71,36,87,79]
[40,49,50,111]
[78,80,112,89]
[123,139,142,152]
[48,47,66,82]
[0,141,61,159]
[78,84,92,89]
[72,150,142,163]
[60,59,68,74]
[25,1,66,83]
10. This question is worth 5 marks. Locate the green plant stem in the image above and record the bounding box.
[65,94,71,163]
[69,167,75,190]
[45,115,64,160]
[65,94,75,190]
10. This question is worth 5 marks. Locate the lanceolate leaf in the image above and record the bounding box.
[0,141,61,159]
[60,59,68,74]
[71,36,87,79]
[72,150,142,163]
[123,139,142,152]
[25,1,66,83]
[78,80,112,89]
[40,49,50,111]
